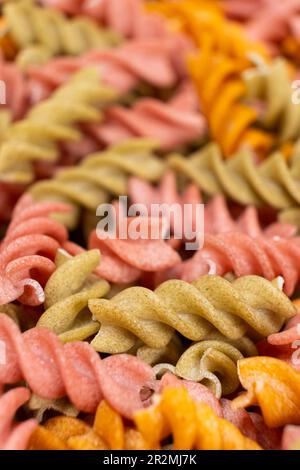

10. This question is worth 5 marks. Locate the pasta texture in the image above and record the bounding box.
[0,194,72,306]
[0,314,154,418]
[0,67,117,185]
[30,139,165,229]
[88,275,295,353]
[134,387,261,450]
[168,143,300,214]
[0,387,37,450]
[37,249,110,342]
[233,357,300,428]
[153,333,257,397]
[27,37,186,102]
[1,0,121,68]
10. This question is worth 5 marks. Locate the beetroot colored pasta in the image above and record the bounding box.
[0,387,36,450]
[0,314,155,418]
[27,37,191,103]
[0,56,29,120]
[0,194,71,306]
[90,82,205,151]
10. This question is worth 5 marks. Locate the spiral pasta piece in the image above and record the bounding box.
[37,249,110,342]
[134,387,261,450]
[0,67,117,184]
[168,143,300,211]
[0,193,72,306]
[92,82,206,151]
[176,232,300,296]
[154,333,257,397]
[233,357,300,428]
[188,51,272,158]
[244,58,300,143]
[0,56,28,120]
[30,139,165,229]
[0,314,154,418]
[1,0,121,68]
[0,387,37,450]
[88,275,295,354]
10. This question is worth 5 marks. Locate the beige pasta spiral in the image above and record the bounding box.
[0,67,117,185]
[88,275,295,354]
[243,58,300,143]
[153,333,257,398]
[169,142,300,211]
[30,139,166,228]
[37,249,110,343]
[3,0,121,68]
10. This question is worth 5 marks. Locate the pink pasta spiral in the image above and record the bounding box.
[27,38,190,104]
[90,82,205,151]
[0,387,36,450]
[175,232,300,296]
[41,0,169,39]
[0,314,154,418]
[0,194,71,306]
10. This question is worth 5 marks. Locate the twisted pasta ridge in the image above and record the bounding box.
[188,50,272,158]
[153,333,257,398]
[88,275,295,354]
[0,193,73,306]
[90,82,206,151]
[0,67,117,184]
[27,37,188,103]
[1,0,121,68]
[41,0,171,40]
[134,387,261,450]
[176,232,300,296]
[0,387,37,450]
[243,58,300,143]
[29,139,166,229]
[129,172,296,239]
[0,314,154,418]
[37,249,110,342]
[0,56,28,119]
[168,143,300,211]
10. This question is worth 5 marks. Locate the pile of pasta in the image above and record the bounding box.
[1,0,300,452]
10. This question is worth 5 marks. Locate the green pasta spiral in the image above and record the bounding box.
[88,275,295,354]
[3,0,121,68]
[0,67,117,185]
[153,333,257,398]
[169,142,300,212]
[243,58,300,143]
[30,139,166,228]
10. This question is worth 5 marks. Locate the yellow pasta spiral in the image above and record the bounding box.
[169,142,300,211]
[153,333,257,398]
[0,68,117,185]
[2,0,121,68]
[88,275,295,354]
[37,249,110,343]
[30,139,166,228]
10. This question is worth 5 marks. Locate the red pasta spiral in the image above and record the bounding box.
[0,194,71,306]
[177,232,300,296]
[27,38,190,104]
[41,0,169,39]
[90,82,205,151]
[0,314,154,418]
[0,387,36,450]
